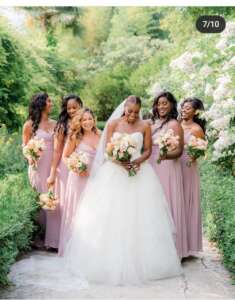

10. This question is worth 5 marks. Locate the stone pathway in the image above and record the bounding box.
[1,238,235,299]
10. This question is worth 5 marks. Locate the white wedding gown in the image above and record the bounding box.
[9,132,182,290]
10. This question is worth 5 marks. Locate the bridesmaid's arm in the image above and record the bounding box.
[47,130,65,188]
[164,120,184,160]
[132,122,152,166]
[22,121,34,165]
[62,135,77,162]
[22,120,32,146]
[191,126,205,139]
[189,126,205,163]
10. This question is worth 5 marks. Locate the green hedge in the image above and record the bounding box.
[200,160,235,281]
[97,121,106,131]
[0,172,38,286]
[0,129,38,286]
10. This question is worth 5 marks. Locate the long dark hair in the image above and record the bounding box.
[151,91,178,129]
[181,97,206,133]
[55,94,83,137]
[122,95,142,117]
[28,92,49,135]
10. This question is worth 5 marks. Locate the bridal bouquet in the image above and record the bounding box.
[66,151,89,174]
[39,191,59,211]
[154,129,180,163]
[23,137,46,169]
[105,133,138,176]
[185,136,208,167]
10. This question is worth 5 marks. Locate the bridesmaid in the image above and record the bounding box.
[46,95,83,249]
[180,97,206,256]
[59,108,100,255]
[149,91,188,259]
[22,92,56,247]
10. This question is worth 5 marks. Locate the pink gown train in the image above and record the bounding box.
[28,128,60,248]
[149,122,188,259]
[180,131,203,255]
[58,142,96,256]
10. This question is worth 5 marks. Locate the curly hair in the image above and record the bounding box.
[68,108,98,140]
[28,92,49,135]
[181,97,206,133]
[55,94,83,137]
[151,91,178,129]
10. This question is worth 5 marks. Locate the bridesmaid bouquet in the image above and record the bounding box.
[39,191,59,210]
[105,133,137,176]
[154,129,180,164]
[185,136,208,167]
[66,151,89,174]
[23,137,46,170]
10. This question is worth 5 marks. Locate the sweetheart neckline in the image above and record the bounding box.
[78,142,97,151]
[37,128,54,135]
[113,131,143,137]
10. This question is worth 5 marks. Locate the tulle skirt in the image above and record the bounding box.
[64,160,182,285]
[9,160,182,290]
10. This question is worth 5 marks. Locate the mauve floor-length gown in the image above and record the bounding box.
[149,122,188,259]
[58,142,96,255]
[28,128,60,248]
[180,130,202,255]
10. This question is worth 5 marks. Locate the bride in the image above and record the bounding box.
[10,95,182,289]
[64,95,182,285]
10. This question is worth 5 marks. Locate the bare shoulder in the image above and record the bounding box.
[23,120,32,131]
[107,118,120,130]
[97,129,102,136]
[144,119,153,126]
[191,123,204,138]
[49,118,57,128]
[139,120,151,133]
[168,119,181,129]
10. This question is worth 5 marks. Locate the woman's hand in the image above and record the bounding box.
[28,157,37,168]
[189,155,196,163]
[79,170,89,177]
[47,174,56,188]
[120,161,133,172]
[112,159,132,172]
[159,152,167,162]
[130,160,141,172]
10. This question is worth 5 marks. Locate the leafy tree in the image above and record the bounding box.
[0,28,29,130]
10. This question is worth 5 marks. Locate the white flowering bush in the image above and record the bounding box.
[148,21,235,174]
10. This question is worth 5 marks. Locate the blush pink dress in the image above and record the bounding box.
[149,122,188,259]
[28,128,54,193]
[48,154,69,249]
[180,131,202,255]
[28,128,61,248]
[58,142,96,256]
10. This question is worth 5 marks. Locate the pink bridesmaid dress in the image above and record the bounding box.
[149,122,188,259]
[180,131,202,255]
[50,157,69,248]
[28,128,60,248]
[28,128,54,193]
[58,142,96,256]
